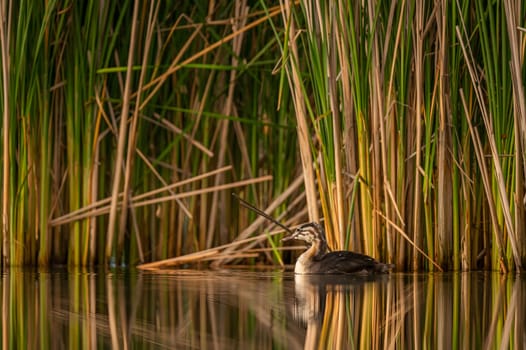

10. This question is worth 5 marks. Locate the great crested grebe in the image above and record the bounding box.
[282,222,394,274]
[232,193,394,275]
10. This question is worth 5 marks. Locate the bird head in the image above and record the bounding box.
[282,222,326,245]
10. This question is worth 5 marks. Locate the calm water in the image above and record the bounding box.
[1,268,525,349]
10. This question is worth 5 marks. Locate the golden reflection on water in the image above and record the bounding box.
[293,273,525,349]
[0,269,524,349]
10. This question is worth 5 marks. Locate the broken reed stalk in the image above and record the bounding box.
[232,193,293,235]
[135,148,192,219]
[50,166,233,226]
[139,175,307,270]
[376,211,443,272]
[138,3,288,109]
[138,227,288,269]
[213,174,305,265]
[52,175,273,226]
[147,114,214,157]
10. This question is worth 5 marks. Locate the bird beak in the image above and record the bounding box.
[281,233,296,242]
[281,235,293,242]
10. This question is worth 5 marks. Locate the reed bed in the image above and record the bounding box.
[0,1,525,271]
[277,0,526,272]
[0,1,300,267]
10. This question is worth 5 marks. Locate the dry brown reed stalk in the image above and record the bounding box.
[377,211,443,271]
[53,175,273,227]
[205,0,249,252]
[412,0,425,271]
[504,0,526,265]
[460,90,508,272]
[280,0,320,224]
[147,114,214,158]
[383,2,408,266]
[50,166,233,226]
[135,148,192,219]
[138,3,287,109]
[211,174,306,266]
[117,2,161,261]
[367,1,384,262]
[327,11,345,247]
[106,0,141,260]
[456,20,522,270]
[138,227,287,269]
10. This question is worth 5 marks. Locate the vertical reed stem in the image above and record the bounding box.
[106,0,140,260]
[0,0,9,266]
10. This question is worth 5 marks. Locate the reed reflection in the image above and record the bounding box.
[290,273,526,349]
[0,270,524,349]
[0,269,305,349]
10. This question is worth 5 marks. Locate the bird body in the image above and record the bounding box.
[283,222,394,275]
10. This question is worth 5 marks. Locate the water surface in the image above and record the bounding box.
[1,269,524,349]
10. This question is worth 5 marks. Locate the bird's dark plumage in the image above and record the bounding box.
[283,222,394,275]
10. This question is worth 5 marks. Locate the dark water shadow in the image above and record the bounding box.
[1,268,524,349]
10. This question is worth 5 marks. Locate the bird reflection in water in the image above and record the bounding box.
[291,274,391,349]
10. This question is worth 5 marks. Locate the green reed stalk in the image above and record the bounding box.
[477,1,515,269]
[0,0,9,267]
[106,0,139,262]
[277,0,526,271]
[347,2,375,256]
[36,1,55,265]
[281,0,320,225]
[447,0,468,271]
[469,1,523,270]
[1,2,11,265]
[4,0,49,265]
[65,0,105,265]
[387,1,414,268]
[412,0,425,270]
[435,1,453,269]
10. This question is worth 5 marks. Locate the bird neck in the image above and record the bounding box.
[294,237,330,274]
[309,238,328,259]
